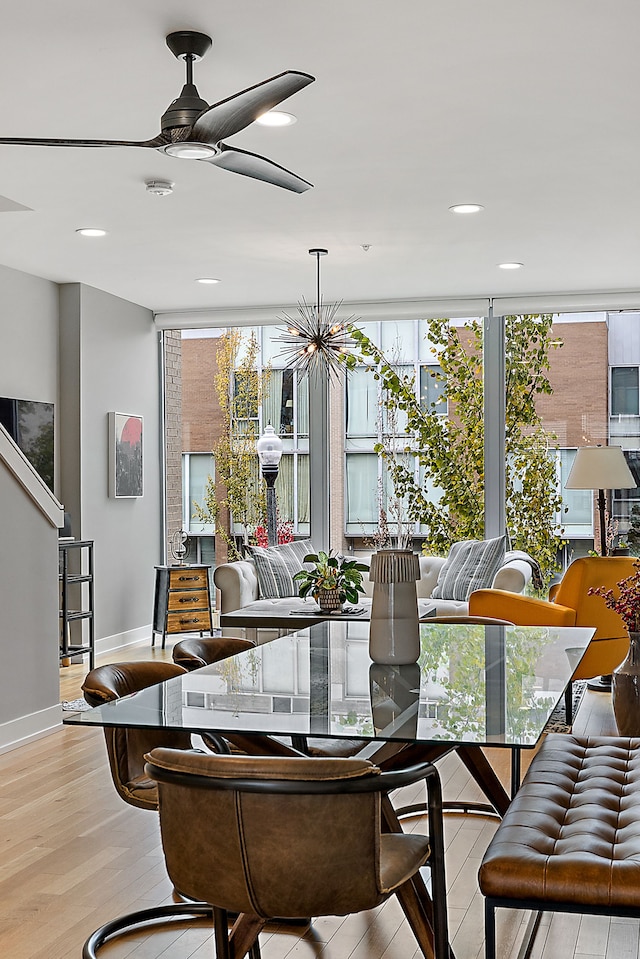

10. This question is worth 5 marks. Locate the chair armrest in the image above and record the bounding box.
[469,589,577,626]
[492,559,532,594]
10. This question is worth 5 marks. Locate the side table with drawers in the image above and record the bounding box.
[152,564,213,649]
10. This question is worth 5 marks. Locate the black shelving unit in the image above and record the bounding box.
[59,539,95,669]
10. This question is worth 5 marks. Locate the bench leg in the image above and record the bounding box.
[484,899,496,959]
[565,682,573,725]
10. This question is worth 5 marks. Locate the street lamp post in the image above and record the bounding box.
[256,425,283,547]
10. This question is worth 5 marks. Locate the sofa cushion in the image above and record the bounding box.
[431,535,507,602]
[248,539,315,599]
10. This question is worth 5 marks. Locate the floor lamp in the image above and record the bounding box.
[564,445,636,557]
[565,444,636,691]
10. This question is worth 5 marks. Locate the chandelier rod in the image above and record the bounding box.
[309,247,328,318]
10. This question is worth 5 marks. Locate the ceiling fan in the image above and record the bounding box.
[0,31,315,193]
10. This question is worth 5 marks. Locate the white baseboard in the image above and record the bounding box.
[96,624,153,657]
[0,703,62,755]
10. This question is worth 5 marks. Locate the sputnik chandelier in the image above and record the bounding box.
[275,248,355,380]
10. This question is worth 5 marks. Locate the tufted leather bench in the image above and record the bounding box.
[479,734,640,959]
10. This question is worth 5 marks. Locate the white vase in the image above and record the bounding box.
[368,549,421,664]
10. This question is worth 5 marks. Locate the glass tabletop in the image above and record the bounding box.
[64,621,594,748]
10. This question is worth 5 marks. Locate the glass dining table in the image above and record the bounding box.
[66,619,593,808]
[65,620,593,959]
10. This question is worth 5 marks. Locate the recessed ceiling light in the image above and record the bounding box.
[255,111,297,127]
[76,228,107,237]
[163,142,218,160]
[196,277,220,285]
[449,203,484,214]
[498,262,524,270]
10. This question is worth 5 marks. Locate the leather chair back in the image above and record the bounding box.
[552,556,637,640]
[82,662,192,810]
[172,636,255,671]
[145,749,438,923]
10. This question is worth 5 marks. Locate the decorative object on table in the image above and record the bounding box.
[565,445,636,556]
[589,559,640,734]
[293,550,369,613]
[170,528,189,565]
[0,31,315,194]
[256,425,283,546]
[275,249,356,381]
[108,411,143,498]
[369,548,421,664]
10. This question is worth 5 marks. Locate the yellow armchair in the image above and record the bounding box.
[469,556,636,683]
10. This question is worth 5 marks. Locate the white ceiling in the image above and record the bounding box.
[0,0,639,316]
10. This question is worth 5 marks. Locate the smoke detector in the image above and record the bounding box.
[145,179,174,196]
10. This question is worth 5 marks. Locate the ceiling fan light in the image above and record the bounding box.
[255,110,297,127]
[164,142,218,160]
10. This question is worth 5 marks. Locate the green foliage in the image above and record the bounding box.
[347,315,565,584]
[293,551,370,604]
[193,330,269,560]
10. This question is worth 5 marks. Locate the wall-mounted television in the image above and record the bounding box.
[0,396,54,492]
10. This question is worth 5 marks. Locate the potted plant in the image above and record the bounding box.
[293,551,370,612]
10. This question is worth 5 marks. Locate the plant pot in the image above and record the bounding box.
[315,588,343,613]
[612,631,640,735]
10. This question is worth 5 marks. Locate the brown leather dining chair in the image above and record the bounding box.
[141,750,451,959]
[172,635,256,670]
[81,661,193,809]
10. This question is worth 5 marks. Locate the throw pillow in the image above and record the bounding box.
[248,539,315,599]
[431,535,507,602]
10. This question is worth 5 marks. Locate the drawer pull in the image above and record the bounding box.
[177,575,199,582]
[179,597,199,604]
[179,617,201,625]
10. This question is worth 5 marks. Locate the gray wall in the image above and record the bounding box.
[0,264,61,741]
[59,283,161,644]
[0,264,162,746]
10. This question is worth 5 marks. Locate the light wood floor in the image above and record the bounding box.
[0,645,631,959]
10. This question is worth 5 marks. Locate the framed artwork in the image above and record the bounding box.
[109,412,143,498]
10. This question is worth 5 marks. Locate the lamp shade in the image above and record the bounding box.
[256,425,283,468]
[565,445,636,490]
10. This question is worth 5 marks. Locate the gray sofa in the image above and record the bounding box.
[213,549,535,627]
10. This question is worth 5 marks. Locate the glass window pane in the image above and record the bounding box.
[297,374,309,437]
[611,367,639,415]
[297,454,310,528]
[184,453,215,533]
[380,321,415,361]
[420,365,447,413]
[560,449,593,535]
[346,367,377,436]
[346,453,379,532]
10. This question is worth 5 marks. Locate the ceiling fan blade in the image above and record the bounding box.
[206,143,313,193]
[0,135,167,148]
[192,70,314,144]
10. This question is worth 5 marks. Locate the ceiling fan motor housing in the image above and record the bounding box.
[161,84,210,133]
